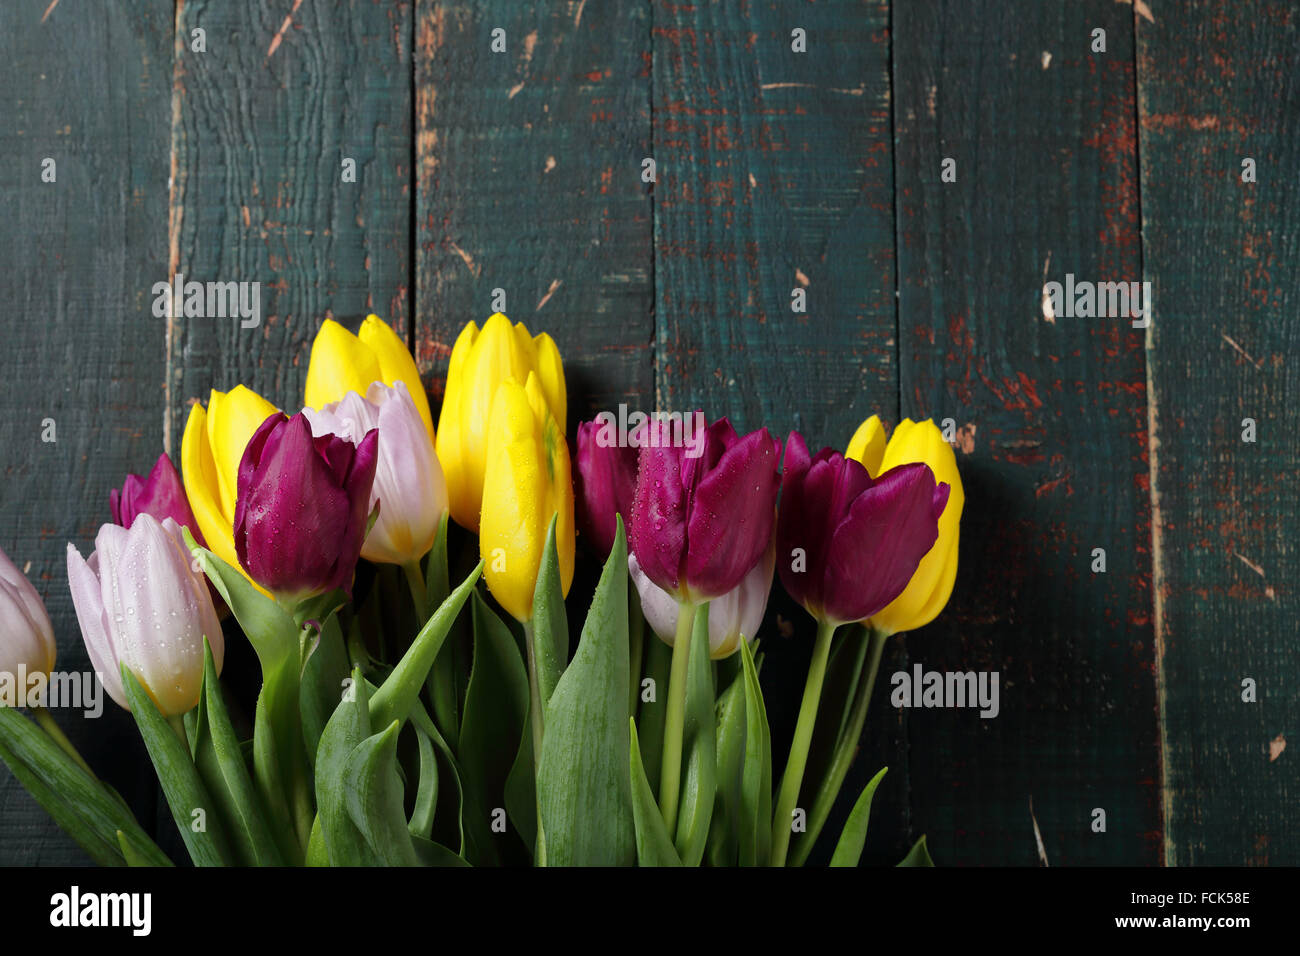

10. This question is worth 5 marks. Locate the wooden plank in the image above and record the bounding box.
[169,0,412,439]
[651,0,902,863]
[892,0,1161,864]
[1137,1,1300,865]
[414,0,654,423]
[0,0,173,864]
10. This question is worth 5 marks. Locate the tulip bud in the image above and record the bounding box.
[629,538,774,659]
[66,516,222,717]
[777,431,949,626]
[436,314,567,532]
[305,381,448,566]
[232,412,379,603]
[850,418,964,635]
[180,385,280,587]
[574,419,639,558]
[479,374,575,622]
[111,452,206,547]
[0,545,57,700]
[305,315,434,439]
[629,416,780,604]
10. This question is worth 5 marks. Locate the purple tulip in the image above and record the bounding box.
[777,431,949,625]
[574,419,640,557]
[67,515,223,717]
[110,453,205,547]
[629,416,780,602]
[233,412,379,602]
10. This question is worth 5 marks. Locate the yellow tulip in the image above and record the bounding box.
[436,313,566,532]
[180,385,280,588]
[848,416,964,635]
[304,315,433,439]
[479,374,575,622]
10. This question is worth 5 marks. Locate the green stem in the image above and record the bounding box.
[770,617,837,866]
[32,707,96,778]
[791,626,888,867]
[402,560,428,619]
[628,591,645,718]
[522,619,548,867]
[657,601,696,835]
[166,713,190,750]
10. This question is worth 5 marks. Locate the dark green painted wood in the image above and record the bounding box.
[1138,1,1300,866]
[168,0,412,435]
[892,0,1161,864]
[650,0,905,864]
[0,0,173,864]
[413,0,654,424]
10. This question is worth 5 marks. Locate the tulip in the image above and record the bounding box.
[110,453,205,546]
[66,515,223,718]
[777,431,949,627]
[305,315,434,439]
[437,313,566,532]
[574,418,639,558]
[181,385,280,586]
[628,415,779,832]
[769,430,948,866]
[0,545,57,694]
[233,412,379,604]
[479,375,575,623]
[848,416,964,636]
[629,539,774,660]
[305,381,448,567]
[629,416,781,603]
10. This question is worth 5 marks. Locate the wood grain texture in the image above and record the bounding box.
[168,0,412,437]
[892,0,1161,864]
[650,0,903,864]
[413,0,653,424]
[0,0,173,864]
[1138,0,1300,865]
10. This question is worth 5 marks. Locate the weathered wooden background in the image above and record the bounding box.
[1,0,1295,866]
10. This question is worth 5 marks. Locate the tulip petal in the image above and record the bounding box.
[67,543,126,710]
[359,315,434,439]
[629,435,688,595]
[846,414,887,478]
[305,319,383,413]
[822,463,942,624]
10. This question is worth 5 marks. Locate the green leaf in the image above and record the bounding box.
[314,667,377,865]
[531,514,568,707]
[369,559,484,732]
[459,592,529,866]
[636,633,672,795]
[898,834,936,867]
[343,719,420,866]
[673,602,716,866]
[121,666,234,867]
[503,711,537,853]
[628,719,682,866]
[0,707,166,866]
[707,660,748,867]
[736,637,772,867]
[411,835,471,867]
[408,698,466,855]
[535,517,636,867]
[424,512,451,616]
[829,767,888,867]
[299,613,350,767]
[408,726,439,840]
[115,829,165,867]
[190,639,284,866]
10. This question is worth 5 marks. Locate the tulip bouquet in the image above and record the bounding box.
[0,312,961,867]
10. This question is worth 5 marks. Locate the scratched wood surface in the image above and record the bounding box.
[1137,0,1300,865]
[892,0,1161,865]
[0,0,173,864]
[2,0,1297,866]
